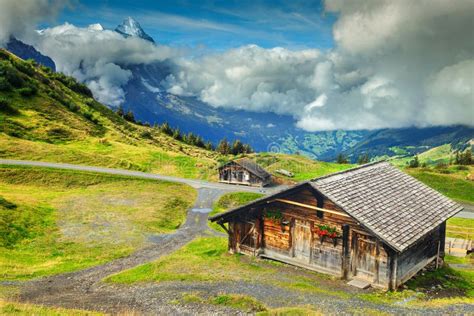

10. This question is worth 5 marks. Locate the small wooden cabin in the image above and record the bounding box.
[210,162,463,289]
[218,158,271,187]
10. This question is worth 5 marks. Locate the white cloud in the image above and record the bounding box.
[0,0,472,130]
[305,94,328,112]
[0,0,68,45]
[31,23,179,106]
[164,0,474,130]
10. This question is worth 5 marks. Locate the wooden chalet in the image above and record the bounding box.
[218,158,271,187]
[210,162,463,289]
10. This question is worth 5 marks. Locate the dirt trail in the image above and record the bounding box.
[17,188,230,314]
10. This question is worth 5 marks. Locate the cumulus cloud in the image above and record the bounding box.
[165,0,474,130]
[32,23,178,106]
[0,0,68,45]
[0,0,472,130]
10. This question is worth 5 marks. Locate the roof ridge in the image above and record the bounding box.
[311,160,388,182]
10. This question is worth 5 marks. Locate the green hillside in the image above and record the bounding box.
[0,49,219,180]
[0,165,195,280]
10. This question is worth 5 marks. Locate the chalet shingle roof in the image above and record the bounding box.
[221,158,271,179]
[310,161,463,252]
[211,161,463,253]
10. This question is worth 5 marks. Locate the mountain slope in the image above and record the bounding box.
[344,126,474,161]
[115,17,155,43]
[0,48,219,180]
[6,37,56,71]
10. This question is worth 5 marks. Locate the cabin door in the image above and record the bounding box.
[293,220,311,261]
[352,233,378,282]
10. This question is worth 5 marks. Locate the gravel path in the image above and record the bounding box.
[17,188,231,314]
[0,159,280,193]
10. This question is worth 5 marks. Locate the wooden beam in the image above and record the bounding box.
[218,222,230,234]
[272,198,351,218]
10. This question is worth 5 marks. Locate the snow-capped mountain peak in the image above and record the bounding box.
[88,23,104,31]
[115,17,154,43]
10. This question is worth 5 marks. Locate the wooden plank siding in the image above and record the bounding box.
[396,225,442,286]
[228,188,391,287]
[218,161,271,187]
[214,162,459,290]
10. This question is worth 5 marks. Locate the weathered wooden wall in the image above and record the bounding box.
[218,162,269,186]
[396,224,442,286]
[225,185,442,289]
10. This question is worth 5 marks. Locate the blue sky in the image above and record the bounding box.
[56,0,336,51]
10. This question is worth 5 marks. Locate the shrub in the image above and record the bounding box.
[47,127,71,140]
[0,196,17,209]
[140,130,153,139]
[0,61,25,88]
[65,101,80,112]
[408,155,420,168]
[0,49,11,60]
[0,97,18,114]
[435,162,448,169]
[82,111,100,124]
[98,138,111,146]
[40,65,53,74]
[18,86,37,97]
[0,77,12,91]
[14,60,35,76]
[54,72,93,97]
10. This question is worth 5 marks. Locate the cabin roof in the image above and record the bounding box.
[219,158,271,179]
[211,161,463,252]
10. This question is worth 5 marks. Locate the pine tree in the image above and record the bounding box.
[455,151,461,164]
[124,110,135,123]
[217,138,231,155]
[172,128,182,141]
[357,153,370,165]
[242,144,253,154]
[336,153,348,164]
[231,140,244,155]
[409,155,420,168]
[205,141,214,151]
[117,105,125,117]
[462,150,472,165]
[160,122,173,135]
[195,136,205,148]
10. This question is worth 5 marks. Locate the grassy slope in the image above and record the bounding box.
[0,165,196,280]
[406,166,474,204]
[0,49,219,180]
[251,152,354,181]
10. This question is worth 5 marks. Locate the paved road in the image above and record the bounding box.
[459,203,474,219]
[0,159,281,194]
[1,158,471,219]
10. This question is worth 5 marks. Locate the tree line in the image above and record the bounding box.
[408,149,472,168]
[116,106,253,154]
[335,153,370,164]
